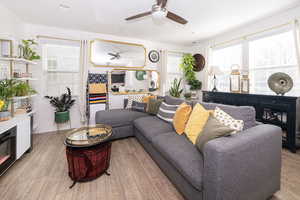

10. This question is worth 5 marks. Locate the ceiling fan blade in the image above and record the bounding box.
[108,53,116,56]
[125,11,152,21]
[166,11,188,25]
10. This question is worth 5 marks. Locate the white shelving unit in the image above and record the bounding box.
[12,94,37,101]
[0,57,37,65]
[0,55,38,116]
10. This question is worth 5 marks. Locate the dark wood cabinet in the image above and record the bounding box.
[202,91,300,153]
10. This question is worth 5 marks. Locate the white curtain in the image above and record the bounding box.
[204,46,213,91]
[293,19,300,75]
[78,40,88,124]
[159,50,168,96]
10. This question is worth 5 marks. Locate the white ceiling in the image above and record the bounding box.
[1,0,300,46]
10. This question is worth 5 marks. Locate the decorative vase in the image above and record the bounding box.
[55,111,70,123]
[0,111,11,122]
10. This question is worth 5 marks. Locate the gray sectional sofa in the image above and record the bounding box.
[95,96,282,200]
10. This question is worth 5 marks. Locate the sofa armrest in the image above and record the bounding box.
[202,124,282,200]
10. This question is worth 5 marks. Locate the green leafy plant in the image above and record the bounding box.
[180,54,202,91]
[180,54,196,83]
[20,39,41,61]
[189,79,202,91]
[184,92,192,100]
[45,87,76,112]
[0,79,17,111]
[14,82,36,97]
[169,78,183,98]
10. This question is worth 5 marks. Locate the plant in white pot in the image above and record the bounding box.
[0,79,17,121]
[45,87,75,124]
[189,79,202,98]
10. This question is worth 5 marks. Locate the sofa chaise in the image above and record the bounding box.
[95,96,282,200]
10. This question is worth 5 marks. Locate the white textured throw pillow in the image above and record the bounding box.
[126,95,145,109]
[213,107,244,134]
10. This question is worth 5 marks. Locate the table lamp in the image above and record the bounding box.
[208,66,223,92]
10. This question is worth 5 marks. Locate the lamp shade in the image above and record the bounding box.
[208,66,223,76]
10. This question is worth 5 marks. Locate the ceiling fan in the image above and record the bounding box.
[125,0,188,25]
[108,52,121,60]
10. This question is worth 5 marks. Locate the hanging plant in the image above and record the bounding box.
[180,54,196,83]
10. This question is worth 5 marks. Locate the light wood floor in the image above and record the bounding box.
[0,133,299,200]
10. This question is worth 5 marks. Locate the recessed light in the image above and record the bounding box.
[59,4,70,9]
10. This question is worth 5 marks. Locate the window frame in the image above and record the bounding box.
[41,40,81,97]
[209,26,298,95]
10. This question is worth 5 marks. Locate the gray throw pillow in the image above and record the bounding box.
[195,116,235,152]
[156,102,179,123]
[131,101,146,112]
[147,98,163,115]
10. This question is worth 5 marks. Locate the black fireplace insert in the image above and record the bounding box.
[0,126,16,176]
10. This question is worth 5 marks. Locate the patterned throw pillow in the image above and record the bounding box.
[157,102,179,123]
[126,95,145,109]
[213,107,244,133]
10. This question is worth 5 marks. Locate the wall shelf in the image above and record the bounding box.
[12,94,37,101]
[0,57,37,65]
[13,77,38,81]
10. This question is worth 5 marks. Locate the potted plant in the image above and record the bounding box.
[14,81,36,97]
[0,79,17,121]
[19,39,41,61]
[180,54,202,97]
[184,92,192,100]
[45,87,75,123]
[189,79,202,98]
[169,78,183,98]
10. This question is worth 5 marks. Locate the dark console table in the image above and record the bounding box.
[202,91,300,153]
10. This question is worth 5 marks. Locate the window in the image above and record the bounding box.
[209,29,300,96]
[42,41,81,96]
[249,31,299,95]
[165,51,184,94]
[211,44,242,92]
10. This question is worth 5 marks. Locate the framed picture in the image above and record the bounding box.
[148,50,160,63]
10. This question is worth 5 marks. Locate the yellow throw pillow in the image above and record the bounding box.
[173,102,192,135]
[185,103,211,144]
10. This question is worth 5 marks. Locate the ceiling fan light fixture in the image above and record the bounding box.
[151,5,167,20]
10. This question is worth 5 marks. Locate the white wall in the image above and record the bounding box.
[20,23,192,134]
[194,5,300,90]
[0,4,23,46]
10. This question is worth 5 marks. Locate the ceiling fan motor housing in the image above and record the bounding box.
[152,4,168,18]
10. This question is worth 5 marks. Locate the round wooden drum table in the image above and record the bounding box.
[64,124,113,188]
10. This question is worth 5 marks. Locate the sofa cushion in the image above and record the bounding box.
[95,109,149,127]
[133,116,174,142]
[152,132,204,191]
[200,102,256,130]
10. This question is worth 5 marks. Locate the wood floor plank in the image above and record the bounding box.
[0,132,299,200]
